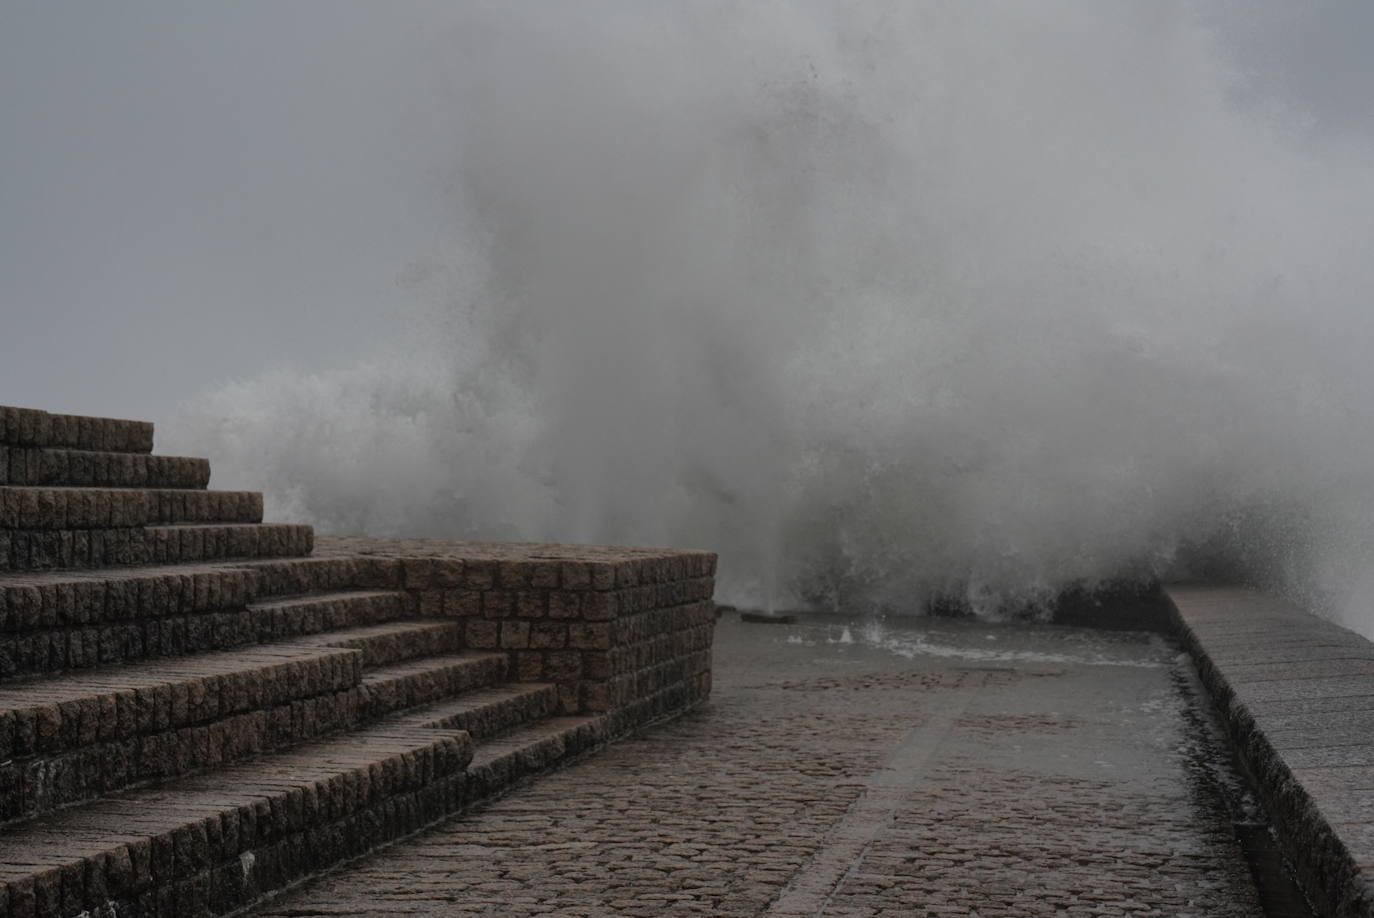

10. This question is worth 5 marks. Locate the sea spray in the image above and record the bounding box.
[165,2,1374,630]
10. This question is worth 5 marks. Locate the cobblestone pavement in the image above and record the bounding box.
[255,616,1264,918]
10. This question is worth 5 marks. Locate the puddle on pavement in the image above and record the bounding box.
[730,611,1173,670]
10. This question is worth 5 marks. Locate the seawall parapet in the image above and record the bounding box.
[1171,586,1374,918]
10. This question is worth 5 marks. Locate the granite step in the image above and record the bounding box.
[0,643,364,824]
[0,636,512,826]
[0,721,472,918]
[392,682,561,741]
[1,449,210,490]
[143,491,262,526]
[461,715,606,801]
[0,407,154,455]
[0,557,396,632]
[142,524,313,566]
[0,488,262,529]
[359,653,510,720]
[292,620,462,668]
[0,564,407,679]
[243,591,410,645]
[231,555,402,597]
[1,524,313,572]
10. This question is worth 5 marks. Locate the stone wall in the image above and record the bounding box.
[314,537,717,736]
[0,404,719,918]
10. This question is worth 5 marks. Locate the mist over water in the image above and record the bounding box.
[165,3,1374,626]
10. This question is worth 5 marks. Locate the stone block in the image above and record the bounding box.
[543,651,582,683]
[529,621,567,649]
[516,651,544,682]
[548,592,579,620]
[442,590,481,617]
[497,560,532,590]
[432,560,465,587]
[559,562,592,590]
[521,563,555,590]
[418,592,442,617]
[589,563,617,591]
[463,560,495,590]
[401,559,433,589]
[582,682,612,713]
[580,592,615,621]
[499,620,531,650]
[582,653,612,681]
[515,591,546,618]
[569,622,611,651]
[482,591,514,618]
[465,620,499,650]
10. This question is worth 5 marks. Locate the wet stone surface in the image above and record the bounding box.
[255,616,1264,918]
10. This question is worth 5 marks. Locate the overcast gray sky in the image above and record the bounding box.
[0,3,465,423]
[1,1,1371,427]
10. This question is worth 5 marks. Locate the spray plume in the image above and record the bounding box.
[167,2,1374,626]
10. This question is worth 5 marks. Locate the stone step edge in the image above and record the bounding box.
[0,640,501,763]
[1,524,314,573]
[144,525,314,566]
[291,620,463,669]
[0,589,409,682]
[0,407,154,455]
[242,713,609,918]
[0,487,263,530]
[0,722,473,918]
[0,712,612,918]
[1,449,210,490]
[245,678,710,918]
[0,647,511,828]
[391,682,562,741]
[0,642,363,764]
[0,580,405,637]
[359,652,511,718]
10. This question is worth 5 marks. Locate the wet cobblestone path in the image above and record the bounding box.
[256,617,1265,917]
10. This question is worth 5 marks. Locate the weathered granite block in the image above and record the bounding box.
[0,406,154,454]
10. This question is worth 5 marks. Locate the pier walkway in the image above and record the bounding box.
[256,615,1266,918]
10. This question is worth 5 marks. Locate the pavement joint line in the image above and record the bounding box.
[765,670,986,917]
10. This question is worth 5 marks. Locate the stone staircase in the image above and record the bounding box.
[0,406,716,918]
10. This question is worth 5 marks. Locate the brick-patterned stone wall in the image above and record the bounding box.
[314,538,717,735]
[0,406,720,918]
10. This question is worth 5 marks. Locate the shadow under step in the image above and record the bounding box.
[0,721,472,918]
